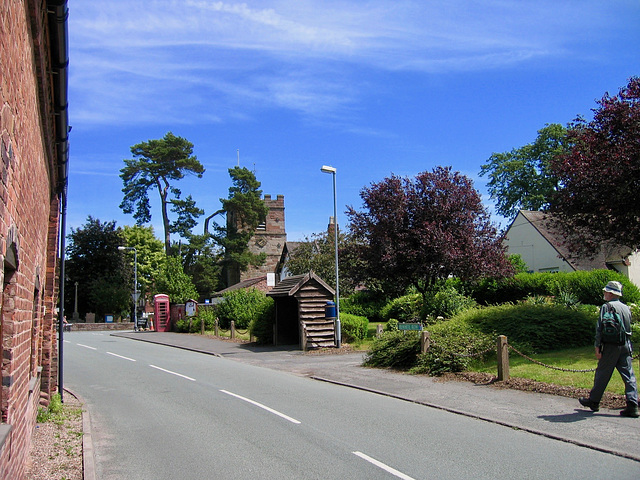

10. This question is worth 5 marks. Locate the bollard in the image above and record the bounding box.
[214,318,219,336]
[497,335,509,381]
[231,320,236,339]
[376,324,384,337]
[420,331,431,354]
[201,317,205,335]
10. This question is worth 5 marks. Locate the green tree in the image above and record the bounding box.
[153,256,199,304]
[119,132,205,254]
[285,230,359,296]
[480,124,566,219]
[550,77,640,255]
[121,225,166,301]
[65,217,130,319]
[213,167,269,287]
[177,233,222,299]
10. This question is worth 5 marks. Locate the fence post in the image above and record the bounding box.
[201,317,205,335]
[231,320,236,340]
[497,335,509,381]
[376,324,384,337]
[215,318,219,336]
[301,322,307,352]
[420,331,431,354]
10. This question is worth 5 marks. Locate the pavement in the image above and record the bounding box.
[110,331,640,463]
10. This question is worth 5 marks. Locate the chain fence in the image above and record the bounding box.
[423,331,639,376]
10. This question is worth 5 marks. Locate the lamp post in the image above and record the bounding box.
[118,246,138,331]
[321,165,341,347]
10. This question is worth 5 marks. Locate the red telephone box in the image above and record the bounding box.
[154,294,171,332]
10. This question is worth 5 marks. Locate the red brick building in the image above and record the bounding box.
[0,1,69,478]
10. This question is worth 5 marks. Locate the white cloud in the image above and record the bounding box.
[69,0,625,125]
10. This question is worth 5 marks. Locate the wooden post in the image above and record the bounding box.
[497,335,509,381]
[230,320,236,340]
[200,317,205,335]
[420,331,431,354]
[376,324,384,337]
[250,332,255,343]
[214,318,219,336]
[301,322,307,352]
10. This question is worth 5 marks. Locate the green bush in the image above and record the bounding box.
[174,306,218,333]
[249,298,275,344]
[422,285,477,320]
[469,270,640,306]
[380,294,422,323]
[413,320,493,376]
[341,291,387,322]
[363,331,420,368]
[217,288,272,329]
[340,313,369,343]
[385,318,399,332]
[459,303,597,352]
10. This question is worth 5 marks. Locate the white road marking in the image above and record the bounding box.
[107,352,136,362]
[77,344,97,350]
[220,389,301,424]
[353,451,416,480]
[149,365,195,381]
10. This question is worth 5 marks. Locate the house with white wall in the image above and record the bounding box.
[504,210,640,286]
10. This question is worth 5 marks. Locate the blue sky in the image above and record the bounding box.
[67,0,640,242]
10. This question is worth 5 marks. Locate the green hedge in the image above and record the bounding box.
[217,288,273,329]
[469,270,640,306]
[456,303,597,352]
[340,313,369,343]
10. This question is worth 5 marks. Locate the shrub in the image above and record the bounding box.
[468,270,640,306]
[413,320,493,375]
[340,313,369,343]
[249,297,275,344]
[341,291,387,322]
[217,288,272,329]
[422,285,477,320]
[380,294,422,323]
[458,303,597,352]
[385,318,399,332]
[363,331,420,369]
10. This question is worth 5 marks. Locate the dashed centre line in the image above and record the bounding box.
[353,451,416,480]
[77,343,97,350]
[107,352,136,362]
[149,364,196,381]
[220,389,301,424]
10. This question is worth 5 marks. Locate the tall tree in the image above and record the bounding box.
[480,123,566,219]
[153,256,199,304]
[346,167,513,298]
[65,217,131,319]
[177,233,222,299]
[285,230,359,296]
[550,77,640,255]
[121,225,166,301]
[119,132,205,254]
[213,166,269,287]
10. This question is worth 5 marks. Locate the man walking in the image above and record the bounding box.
[579,281,638,417]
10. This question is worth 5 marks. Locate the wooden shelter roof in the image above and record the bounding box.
[267,271,335,298]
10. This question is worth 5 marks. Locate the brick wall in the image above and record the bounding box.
[0,1,62,478]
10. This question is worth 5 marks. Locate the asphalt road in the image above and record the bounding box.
[64,332,640,479]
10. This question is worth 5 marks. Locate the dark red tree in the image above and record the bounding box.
[550,77,640,255]
[346,166,513,297]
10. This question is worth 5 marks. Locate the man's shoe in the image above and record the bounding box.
[579,397,599,412]
[620,401,639,418]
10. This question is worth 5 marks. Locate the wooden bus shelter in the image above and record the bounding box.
[267,271,336,348]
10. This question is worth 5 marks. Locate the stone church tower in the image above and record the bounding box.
[227,194,286,285]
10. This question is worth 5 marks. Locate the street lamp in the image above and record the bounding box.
[321,165,341,347]
[118,246,138,331]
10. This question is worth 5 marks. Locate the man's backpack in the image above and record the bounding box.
[600,303,627,345]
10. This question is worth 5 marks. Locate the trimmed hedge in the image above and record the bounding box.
[455,303,597,352]
[469,270,640,306]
